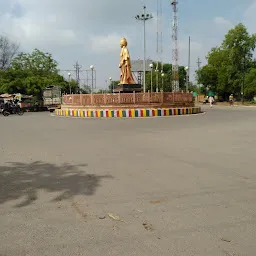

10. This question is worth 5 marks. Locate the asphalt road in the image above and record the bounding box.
[1,106,256,256]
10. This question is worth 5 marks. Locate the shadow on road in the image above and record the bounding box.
[0,161,113,207]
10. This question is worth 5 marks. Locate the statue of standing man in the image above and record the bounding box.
[119,38,135,85]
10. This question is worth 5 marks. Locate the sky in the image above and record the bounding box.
[0,0,256,89]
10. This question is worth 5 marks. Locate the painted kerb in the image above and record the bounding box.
[55,107,201,118]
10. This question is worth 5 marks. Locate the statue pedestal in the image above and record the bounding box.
[114,84,142,93]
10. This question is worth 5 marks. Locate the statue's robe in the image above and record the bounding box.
[119,47,135,84]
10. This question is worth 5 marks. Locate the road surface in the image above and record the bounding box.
[1,106,256,255]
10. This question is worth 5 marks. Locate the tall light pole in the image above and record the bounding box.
[135,6,153,93]
[196,57,202,89]
[185,66,189,92]
[171,0,179,91]
[149,63,153,92]
[68,72,71,94]
[187,36,191,92]
[242,53,246,104]
[109,77,113,93]
[90,65,94,94]
[161,72,164,91]
[155,69,159,92]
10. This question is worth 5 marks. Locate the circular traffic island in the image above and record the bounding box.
[55,92,201,118]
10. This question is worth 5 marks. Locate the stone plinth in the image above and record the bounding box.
[114,84,142,93]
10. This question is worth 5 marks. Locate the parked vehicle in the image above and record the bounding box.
[43,86,62,112]
[0,98,4,107]
[1,100,24,116]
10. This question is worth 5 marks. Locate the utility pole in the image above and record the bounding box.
[171,0,179,92]
[156,0,163,92]
[197,57,201,69]
[242,51,246,104]
[90,65,94,94]
[105,80,107,90]
[135,6,153,93]
[196,57,202,89]
[186,36,191,92]
[160,0,164,91]
[73,61,82,93]
[60,67,96,94]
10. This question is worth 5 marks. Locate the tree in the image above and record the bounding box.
[222,23,256,98]
[61,79,80,94]
[0,48,69,98]
[244,68,256,99]
[11,49,58,74]
[107,80,119,92]
[198,23,256,100]
[197,65,218,94]
[0,36,19,70]
[145,62,187,92]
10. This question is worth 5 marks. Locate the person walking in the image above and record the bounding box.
[229,94,234,106]
[209,96,214,108]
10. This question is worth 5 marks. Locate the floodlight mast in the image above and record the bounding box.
[135,6,153,93]
[171,0,179,92]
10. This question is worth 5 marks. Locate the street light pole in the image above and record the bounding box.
[109,77,113,93]
[68,73,71,94]
[161,72,164,91]
[155,69,159,92]
[149,63,153,93]
[90,65,94,94]
[135,6,153,93]
[187,36,191,92]
[143,6,146,93]
[242,56,245,104]
[185,66,189,92]
[242,47,247,104]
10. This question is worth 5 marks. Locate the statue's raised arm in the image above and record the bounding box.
[119,38,135,85]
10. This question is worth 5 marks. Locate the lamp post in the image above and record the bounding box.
[185,66,189,92]
[242,78,245,104]
[135,6,153,93]
[242,50,246,104]
[105,80,107,90]
[149,63,153,93]
[187,36,191,92]
[155,69,159,92]
[109,77,113,93]
[90,65,94,94]
[68,72,71,94]
[161,72,164,91]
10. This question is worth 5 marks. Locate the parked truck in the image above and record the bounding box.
[43,86,62,112]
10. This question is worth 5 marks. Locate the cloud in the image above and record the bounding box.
[0,0,254,89]
[243,0,256,33]
[214,17,233,29]
[0,0,148,88]
[179,40,203,52]
[0,0,144,48]
[16,0,144,31]
[89,33,128,53]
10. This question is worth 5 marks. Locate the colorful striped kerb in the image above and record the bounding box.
[55,107,201,118]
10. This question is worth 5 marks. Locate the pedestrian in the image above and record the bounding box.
[209,96,214,108]
[229,94,234,106]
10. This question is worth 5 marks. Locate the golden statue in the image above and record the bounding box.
[119,38,135,84]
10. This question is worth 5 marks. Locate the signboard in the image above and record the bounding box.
[43,90,52,98]
[43,86,61,98]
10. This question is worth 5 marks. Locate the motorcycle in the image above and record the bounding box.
[1,104,24,116]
